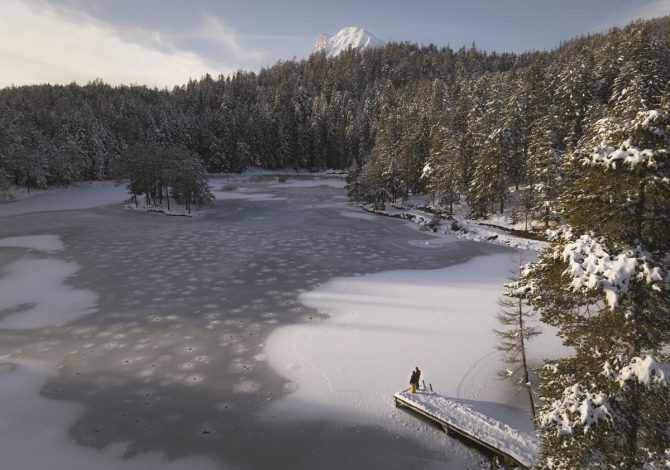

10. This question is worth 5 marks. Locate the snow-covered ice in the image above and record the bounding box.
[0,182,128,217]
[0,257,98,329]
[264,254,567,425]
[0,234,64,252]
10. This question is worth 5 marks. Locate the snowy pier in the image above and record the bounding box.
[393,390,539,469]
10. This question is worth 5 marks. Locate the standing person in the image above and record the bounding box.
[414,366,421,390]
[409,369,417,393]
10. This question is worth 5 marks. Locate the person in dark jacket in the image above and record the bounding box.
[414,366,421,389]
[409,368,418,393]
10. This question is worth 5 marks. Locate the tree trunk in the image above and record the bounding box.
[519,298,535,417]
[544,206,550,229]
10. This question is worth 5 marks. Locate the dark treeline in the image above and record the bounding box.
[1,17,669,218]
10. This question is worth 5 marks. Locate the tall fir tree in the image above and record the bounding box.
[510,97,670,468]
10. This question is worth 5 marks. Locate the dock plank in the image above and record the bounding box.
[394,390,538,469]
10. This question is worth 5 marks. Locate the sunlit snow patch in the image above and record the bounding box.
[263,253,568,429]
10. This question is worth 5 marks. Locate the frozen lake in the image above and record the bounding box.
[0,175,548,469]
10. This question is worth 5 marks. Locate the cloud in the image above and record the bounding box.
[626,0,670,20]
[0,0,237,88]
[195,15,265,62]
[592,0,670,31]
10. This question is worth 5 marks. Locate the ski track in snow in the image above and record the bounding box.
[456,350,500,401]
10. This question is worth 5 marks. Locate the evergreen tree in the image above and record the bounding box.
[510,104,670,468]
[424,106,459,215]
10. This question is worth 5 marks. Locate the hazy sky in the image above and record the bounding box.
[2,0,670,89]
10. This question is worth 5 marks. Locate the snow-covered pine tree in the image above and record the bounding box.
[527,105,566,229]
[468,73,512,216]
[170,148,213,213]
[510,99,670,468]
[423,111,459,215]
[421,81,459,214]
[371,111,406,202]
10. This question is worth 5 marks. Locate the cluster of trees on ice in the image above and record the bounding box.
[118,144,213,213]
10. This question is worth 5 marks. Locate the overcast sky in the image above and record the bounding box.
[2,0,670,89]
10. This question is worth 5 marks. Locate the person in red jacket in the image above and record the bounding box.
[414,366,421,390]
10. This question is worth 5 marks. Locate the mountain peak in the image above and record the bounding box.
[314,27,385,58]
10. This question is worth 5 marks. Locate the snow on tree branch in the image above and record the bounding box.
[605,356,670,388]
[560,233,665,309]
[540,383,612,436]
[585,111,668,169]
[506,228,667,308]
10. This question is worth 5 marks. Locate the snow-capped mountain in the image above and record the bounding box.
[314,27,385,57]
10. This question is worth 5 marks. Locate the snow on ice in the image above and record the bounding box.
[0,234,64,252]
[263,253,567,445]
[0,252,98,329]
[0,182,128,217]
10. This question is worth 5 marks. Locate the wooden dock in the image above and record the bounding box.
[393,390,537,469]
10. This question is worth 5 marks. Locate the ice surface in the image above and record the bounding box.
[211,190,287,201]
[0,257,98,329]
[0,360,222,470]
[0,235,64,252]
[339,210,379,221]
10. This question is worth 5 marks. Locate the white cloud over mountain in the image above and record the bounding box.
[0,0,240,88]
